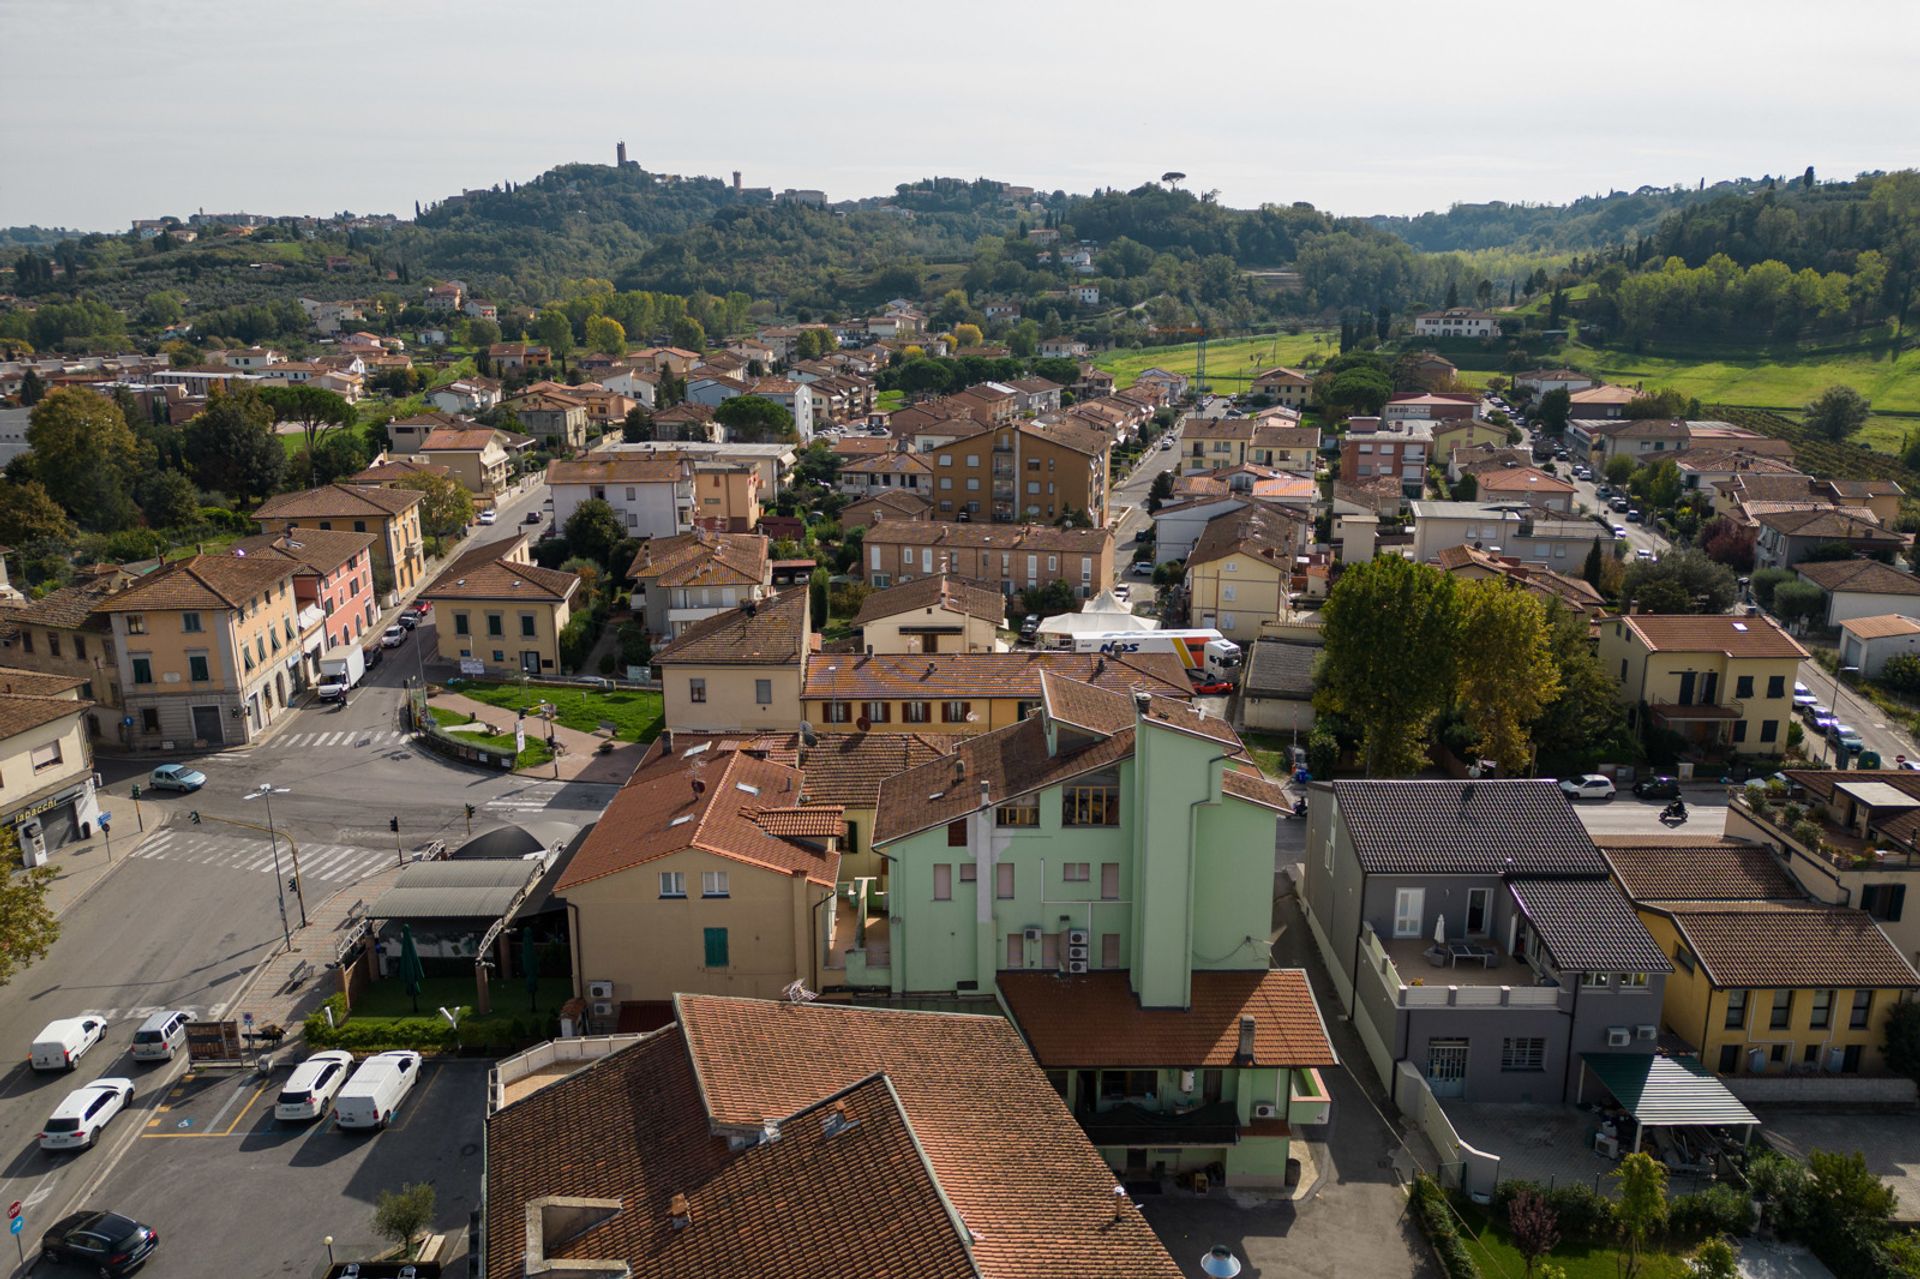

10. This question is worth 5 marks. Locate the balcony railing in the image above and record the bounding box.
[1362,927,1569,1011]
[1730,788,1920,872]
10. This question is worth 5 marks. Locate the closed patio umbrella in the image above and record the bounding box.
[399,922,425,1015]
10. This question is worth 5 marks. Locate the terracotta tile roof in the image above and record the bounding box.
[653,402,715,423]
[844,451,931,476]
[1794,558,1920,596]
[558,748,838,890]
[1477,466,1576,495]
[1598,838,1804,902]
[998,970,1336,1068]
[0,688,91,739]
[420,427,501,452]
[798,732,953,809]
[255,481,423,520]
[843,490,932,522]
[1221,767,1290,810]
[1251,424,1320,449]
[1611,613,1809,660]
[1756,508,1900,541]
[652,590,808,667]
[92,553,297,613]
[349,459,450,484]
[747,805,845,838]
[1188,503,1307,569]
[874,717,1135,845]
[1023,418,1111,458]
[627,531,769,590]
[1328,778,1607,876]
[1827,479,1905,498]
[228,528,375,576]
[1039,670,1136,735]
[1507,876,1672,973]
[0,579,120,635]
[423,543,578,604]
[655,729,801,769]
[804,651,1191,704]
[1841,614,1920,640]
[1658,902,1920,989]
[482,1027,981,1279]
[673,995,1181,1279]
[0,667,89,697]
[546,456,689,486]
[852,574,1005,627]
[861,520,1114,558]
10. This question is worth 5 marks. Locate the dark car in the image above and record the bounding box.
[1018,614,1039,641]
[1632,775,1681,799]
[362,644,384,670]
[524,510,543,525]
[397,612,418,630]
[41,1210,158,1275]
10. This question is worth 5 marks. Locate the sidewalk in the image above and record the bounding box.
[32,816,160,919]
[429,690,648,784]
[230,861,408,1047]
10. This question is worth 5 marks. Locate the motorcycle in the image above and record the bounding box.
[1659,799,1689,827]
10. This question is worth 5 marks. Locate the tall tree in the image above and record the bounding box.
[18,368,45,405]
[1613,1151,1669,1279]
[585,315,626,356]
[1318,556,1460,776]
[0,828,60,989]
[1375,304,1391,342]
[1536,387,1572,433]
[534,309,575,371]
[1506,1189,1561,1279]
[1532,601,1628,770]
[563,498,624,568]
[0,477,76,546]
[1454,579,1561,774]
[670,315,707,351]
[1804,384,1871,441]
[183,385,284,507]
[26,388,146,532]
[135,469,202,530]
[391,471,474,539]
[713,394,795,443]
[1622,547,1738,615]
[258,385,355,484]
[466,316,501,349]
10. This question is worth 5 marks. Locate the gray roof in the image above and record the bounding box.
[1330,779,1606,876]
[1508,877,1672,974]
[370,859,541,920]
[1243,640,1316,700]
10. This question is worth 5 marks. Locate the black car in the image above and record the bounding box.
[1633,775,1682,799]
[397,612,418,630]
[363,643,384,670]
[42,1210,159,1275]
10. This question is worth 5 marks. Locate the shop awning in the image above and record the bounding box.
[1580,1053,1758,1128]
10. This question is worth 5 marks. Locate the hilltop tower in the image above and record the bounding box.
[616,140,629,167]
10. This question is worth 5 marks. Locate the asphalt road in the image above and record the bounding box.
[1569,791,1729,838]
[1111,422,1184,586]
[1794,660,1919,770]
[1519,425,1672,560]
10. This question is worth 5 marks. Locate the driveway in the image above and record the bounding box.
[1134,895,1438,1277]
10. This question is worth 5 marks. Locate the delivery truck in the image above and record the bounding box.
[1065,629,1242,679]
[316,645,366,701]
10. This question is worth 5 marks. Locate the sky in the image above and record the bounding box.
[3,0,1917,231]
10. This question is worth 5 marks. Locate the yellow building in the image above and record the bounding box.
[419,426,512,495]
[801,651,1192,735]
[255,482,427,605]
[421,537,579,677]
[0,669,100,859]
[652,589,809,735]
[555,740,843,1014]
[1602,838,1920,1077]
[1598,613,1807,755]
[1183,505,1308,644]
[1431,417,1512,462]
[0,575,129,743]
[851,573,1006,655]
[688,460,762,532]
[95,554,304,750]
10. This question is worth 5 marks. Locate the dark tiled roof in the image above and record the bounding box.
[798,732,953,809]
[254,481,423,519]
[1329,779,1606,876]
[1660,903,1920,989]
[803,651,1190,702]
[653,590,808,667]
[1756,508,1901,541]
[228,528,376,576]
[1507,876,1672,974]
[1598,838,1804,902]
[626,531,769,589]
[852,574,1006,627]
[424,543,577,604]
[998,970,1336,1069]
[0,579,120,635]
[1243,640,1316,699]
[1188,503,1306,569]
[1793,558,1920,596]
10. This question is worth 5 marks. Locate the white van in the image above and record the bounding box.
[130,1010,192,1062]
[333,1050,422,1130]
[30,1016,107,1072]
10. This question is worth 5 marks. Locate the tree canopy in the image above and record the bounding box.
[1318,556,1460,776]
[26,388,147,532]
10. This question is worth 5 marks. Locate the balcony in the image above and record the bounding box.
[1361,927,1569,1011]
[1729,786,1920,873]
[1080,1101,1247,1148]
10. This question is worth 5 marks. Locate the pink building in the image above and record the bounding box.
[230,528,380,681]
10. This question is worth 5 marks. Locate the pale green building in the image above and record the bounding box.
[867,671,1336,1187]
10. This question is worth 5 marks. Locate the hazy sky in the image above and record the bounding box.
[4,0,1916,231]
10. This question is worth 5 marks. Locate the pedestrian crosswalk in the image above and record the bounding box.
[261,728,412,751]
[482,780,565,813]
[74,1001,226,1025]
[133,828,396,886]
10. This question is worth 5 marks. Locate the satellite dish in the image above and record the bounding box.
[691,778,706,794]
[856,716,872,732]
[799,721,818,748]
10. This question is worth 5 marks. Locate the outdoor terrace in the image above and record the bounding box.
[1729,784,1920,873]
[1365,929,1569,1011]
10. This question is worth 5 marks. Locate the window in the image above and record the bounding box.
[520,614,537,638]
[1735,675,1754,699]
[1101,933,1121,967]
[755,679,772,706]
[942,700,971,723]
[703,927,729,968]
[996,802,1038,827]
[659,872,686,898]
[125,614,145,635]
[1767,675,1786,699]
[487,614,504,637]
[1063,786,1120,826]
[46,634,59,657]
[1851,989,1873,1029]
[72,636,84,660]
[1770,988,1793,1029]
[1581,971,1611,989]
[1063,863,1090,882]
[131,656,153,685]
[1861,884,1906,922]
[903,700,931,723]
[1007,933,1024,967]
[1732,720,1748,743]
[933,865,952,900]
[863,701,891,724]
[1618,972,1649,988]
[689,678,707,704]
[1223,584,1236,602]
[1725,989,1748,1030]
[995,862,1015,899]
[16,632,28,654]
[454,612,471,636]
[701,871,729,898]
[1501,1037,1546,1072]
[1100,863,1120,899]
[492,650,504,662]
[1843,1043,1864,1073]
[139,708,159,733]
[188,654,210,683]
[825,701,852,723]
[946,819,967,847]
[30,741,62,772]
[1718,1044,1740,1074]
[1810,989,1834,1029]
[958,864,976,883]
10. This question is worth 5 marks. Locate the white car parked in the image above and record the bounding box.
[275,1049,355,1122]
[39,1078,134,1151]
[1558,774,1617,802]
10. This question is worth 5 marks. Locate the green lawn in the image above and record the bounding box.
[1454,1204,1690,1279]
[352,974,572,1027]
[426,705,555,767]
[875,389,906,412]
[1096,329,1338,392]
[1239,731,1299,779]
[452,680,663,742]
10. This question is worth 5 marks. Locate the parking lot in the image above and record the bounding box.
[31,1058,486,1276]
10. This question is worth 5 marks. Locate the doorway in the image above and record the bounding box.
[1426,1038,1469,1099]
[521,651,541,673]
[1393,887,1426,938]
[191,705,225,745]
[1465,887,1491,936]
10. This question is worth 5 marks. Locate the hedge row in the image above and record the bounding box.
[1410,1175,1482,1279]
[1488,1178,1749,1244]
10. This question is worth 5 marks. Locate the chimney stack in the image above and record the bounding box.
[668,1193,691,1231]
[1236,1015,1256,1063]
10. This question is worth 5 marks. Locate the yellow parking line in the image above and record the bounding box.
[137,1082,268,1139]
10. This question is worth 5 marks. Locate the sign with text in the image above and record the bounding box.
[186,1019,244,1063]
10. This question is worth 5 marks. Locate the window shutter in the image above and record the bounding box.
[703,928,729,968]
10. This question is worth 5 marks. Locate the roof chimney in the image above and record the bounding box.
[668,1193,692,1231]
[1235,1016,1256,1064]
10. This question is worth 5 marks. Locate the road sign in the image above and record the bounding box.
[99,811,112,830]
[186,1019,244,1064]
[8,1217,21,1236]
[7,1201,19,1220]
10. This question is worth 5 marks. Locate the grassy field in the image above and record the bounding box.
[1454,1203,1690,1279]
[453,680,663,742]
[1095,329,1338,392]
[427,704,555,767]
[353,973,572,1025]
[875,389,905,412]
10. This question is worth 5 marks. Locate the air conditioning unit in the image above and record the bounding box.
[1827,1046,1847,1073]
[1252,1103,1277,1119]
[1067,928,1090,946]
[1068,960,1088,974]
[1606,1026,1631,1047]
[1180,1069,1196,1093]
[587,980,614,1000]
[1068,944,1089,961]
[1022,927,1042,944]
[1636,1024,1658,1041]
[590,1000,614,1019]
[1747,1048,1768,1074]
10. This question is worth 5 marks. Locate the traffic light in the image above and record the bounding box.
[465,803,476,819]
[130,784,142,801]
[389,816,400,833]
[189,810,201,824]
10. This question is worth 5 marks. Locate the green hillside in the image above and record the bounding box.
[1095,330,1338,391]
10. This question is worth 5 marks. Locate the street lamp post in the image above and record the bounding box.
[323,1236,335,1265]
[244,784,301,947]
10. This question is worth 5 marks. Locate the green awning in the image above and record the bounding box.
[1581,1053,1759,1128]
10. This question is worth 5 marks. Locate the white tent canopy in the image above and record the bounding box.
[1034,589,1160,638]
